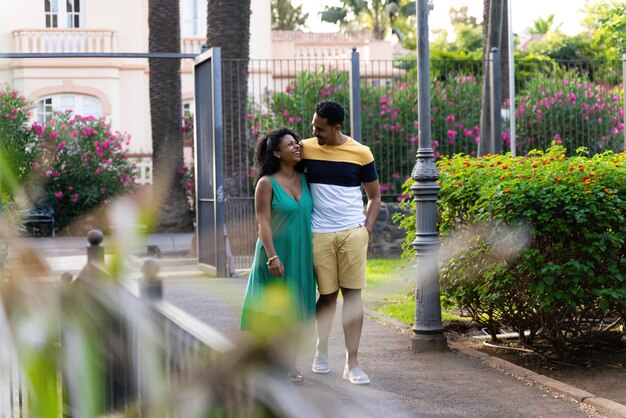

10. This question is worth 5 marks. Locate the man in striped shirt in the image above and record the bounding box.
[302,100,381,385]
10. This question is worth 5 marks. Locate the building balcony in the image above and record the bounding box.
[12,29,118,53]
[181,37,206,55]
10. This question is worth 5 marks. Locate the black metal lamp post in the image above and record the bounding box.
[410,0,447,352]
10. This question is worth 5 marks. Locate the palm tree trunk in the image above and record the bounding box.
[206,0,251,199]
[149,0,193,232]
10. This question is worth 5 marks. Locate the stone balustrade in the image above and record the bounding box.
[12,28,118,53]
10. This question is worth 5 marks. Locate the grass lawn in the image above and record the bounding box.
[364,258,462,326]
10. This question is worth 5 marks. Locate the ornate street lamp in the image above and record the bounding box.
[410,0,447,352]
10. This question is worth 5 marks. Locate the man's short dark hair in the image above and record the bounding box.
[315,100,345,127]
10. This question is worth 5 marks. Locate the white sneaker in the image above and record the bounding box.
[343,365,370,385]
[311,355,330,374]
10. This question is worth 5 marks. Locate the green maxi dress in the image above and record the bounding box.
[240,173,316,330]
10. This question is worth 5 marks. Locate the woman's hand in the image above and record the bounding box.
[267,256,285,278]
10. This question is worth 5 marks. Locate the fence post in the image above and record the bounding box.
[350,47,362,142]
[623,54,626,152]
[489,48,502,154]
[140,258,162,300]
[86,229,104,264]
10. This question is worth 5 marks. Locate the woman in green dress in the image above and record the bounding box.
[240,128,316,384]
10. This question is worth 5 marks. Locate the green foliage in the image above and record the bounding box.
[582,0,626,59]
[320,0,417,41]
[527,14,560,35]
[271,0,309,30]
[396,146,626,356]
[0,85,41,202]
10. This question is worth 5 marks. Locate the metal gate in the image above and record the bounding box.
[193,48,227,276]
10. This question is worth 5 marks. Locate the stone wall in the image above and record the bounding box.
[368,202,410,259]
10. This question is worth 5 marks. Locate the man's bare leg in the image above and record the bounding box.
[341,287,363,369]
[315,290,339,357]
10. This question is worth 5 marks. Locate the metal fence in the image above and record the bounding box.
[221,55,626,269]
[1,231,307,417]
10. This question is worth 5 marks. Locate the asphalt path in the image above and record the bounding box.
[163,276,600,418]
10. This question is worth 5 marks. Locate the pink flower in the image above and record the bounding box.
[474,137,481,144]
[54,191,63,199]
[246,114,254,120]
[283,110,289,117]
[31,123,43,135]
[49,131,58,139]
[288,117,295,123]
[446,130,456,140]
[58,141,66,150]
[445,114,455,123]
[71,130,78,137]
[71,193,79,203]
[95,168,102,174]
[67,186,73,191]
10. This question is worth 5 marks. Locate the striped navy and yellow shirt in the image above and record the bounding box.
[301,137,378,233]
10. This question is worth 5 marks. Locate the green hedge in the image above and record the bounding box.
[396,145,626,357]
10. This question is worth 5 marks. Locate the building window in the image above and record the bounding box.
[36,94,102,124]
[44,0,82,28]
[181,0,207,37]
[182,100,194,116]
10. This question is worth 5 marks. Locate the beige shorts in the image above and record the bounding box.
[312,226,370,295]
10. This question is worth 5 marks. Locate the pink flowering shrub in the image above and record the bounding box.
[514,70,624,155]
[37,110,135,231]
[430,74,483,157]
[268,68,349,132]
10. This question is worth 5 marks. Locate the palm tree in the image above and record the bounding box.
[148,0,193,232]
[527,14,560,35]
[320,0,417,40]
[206,0,251,198]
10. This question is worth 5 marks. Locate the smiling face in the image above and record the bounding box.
[311,113,339,146]
[273,134,301,163]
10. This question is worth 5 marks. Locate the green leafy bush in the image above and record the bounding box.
[0,85,41,202]
[396,145,626,357]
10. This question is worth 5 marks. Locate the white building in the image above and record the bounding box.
[0,0,271,181]
[1,1,405,183]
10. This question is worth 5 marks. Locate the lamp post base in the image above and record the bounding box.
[410,332,447,352]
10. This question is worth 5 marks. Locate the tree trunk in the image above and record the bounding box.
[500,0,510,102]
[206,0,252,199]
[149,0,193,232]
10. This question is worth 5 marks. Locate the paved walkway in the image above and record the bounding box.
[9,233,626,418]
